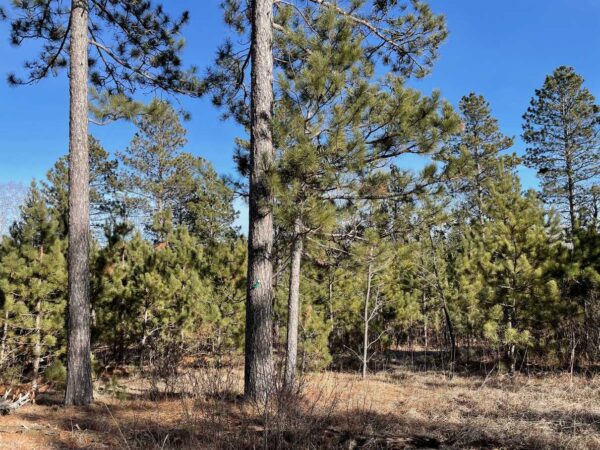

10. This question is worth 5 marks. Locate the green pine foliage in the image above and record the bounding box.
[0,184,67,381]
[6,0,201,95]
[440,93,518,223]
[455,169,563,370]
[118,99,238,244]
[94,226,248,361]
[523,66,600,234]
[4,15,600,384]
[42,137,123,237]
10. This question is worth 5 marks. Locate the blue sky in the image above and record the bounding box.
[2,1,600,200]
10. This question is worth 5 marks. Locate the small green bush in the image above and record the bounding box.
[44,360,66,388]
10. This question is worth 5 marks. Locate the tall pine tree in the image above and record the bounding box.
[210,0,453,398]
[523,66,600,235]
[0,184,67,393]
[441,93,517,224]
[6,0,201,405]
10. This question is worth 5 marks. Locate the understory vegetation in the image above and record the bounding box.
[3,80,600,390]
[4,360,600,449]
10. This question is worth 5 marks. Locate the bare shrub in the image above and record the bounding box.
[143,337,186,400]
[265,378,342,448]
[174,367,347,449]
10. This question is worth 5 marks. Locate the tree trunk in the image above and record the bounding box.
[31,245,44,396]
[362,256,373,380]
[422,292,428,349]
[328,270,335,333]
[0,309,8,365]
[506,312,516,378]
[442,301,456,374]
[507,343,516,377]
[569,329,576,382]
[567,164,577,235]
[564,133,577,235]
[284,219,303,390]
[140,306,149,366]
[32,298,42,395]
[244,0,275,402]
[65,0,93,406]
[474,149,485,226]
[584,292,591,360]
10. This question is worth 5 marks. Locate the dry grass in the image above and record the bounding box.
[1,368,600,449]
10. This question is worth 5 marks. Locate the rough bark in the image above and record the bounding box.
[32,247,44,395]
[422,292,428,349]
[244,0,275,402]
[284,219,304,390]
[65,0,93,406]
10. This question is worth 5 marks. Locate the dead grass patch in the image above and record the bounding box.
[1,370,600,449]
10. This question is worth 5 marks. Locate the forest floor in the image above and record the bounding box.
[1,365,600,449]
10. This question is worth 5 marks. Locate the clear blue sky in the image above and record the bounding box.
[2,0,600,194]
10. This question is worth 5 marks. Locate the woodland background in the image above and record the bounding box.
[1,1,600,448]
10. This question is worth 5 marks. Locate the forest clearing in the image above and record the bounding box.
[2,0,600,448]
[3,356,600,450]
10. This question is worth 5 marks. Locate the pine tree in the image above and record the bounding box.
[6,0,201,406]
[64,0,93,406]
[522,66,600,235]
[380,182,462,372]
[357,229,393,379]
[566,226,600,362]
[245,3,458,390]
[92,222,139,363]
[118,99,238,244]
[579,185,600,229]
[0,184,67,392]
[118,99,189,242]
[326,219,394,378]
[172,159,239,245]
[272,7,369,388]
[242,0,277,402]
[42,137,123,238]
[133,228,214,363]
[458,168,562,375]
[211,0,450,400]
[441,93,517,224]
[94,228,218,364]
[200,237,248,354]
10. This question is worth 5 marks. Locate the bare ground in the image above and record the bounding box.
[1,369,600,449]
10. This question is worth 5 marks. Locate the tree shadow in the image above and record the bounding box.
[13,390,579,450]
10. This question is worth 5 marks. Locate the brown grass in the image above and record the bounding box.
[1,369,600,449]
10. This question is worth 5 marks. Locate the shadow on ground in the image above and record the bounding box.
[11,392,578,449]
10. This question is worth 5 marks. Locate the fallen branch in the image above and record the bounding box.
[0,390,30,415]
